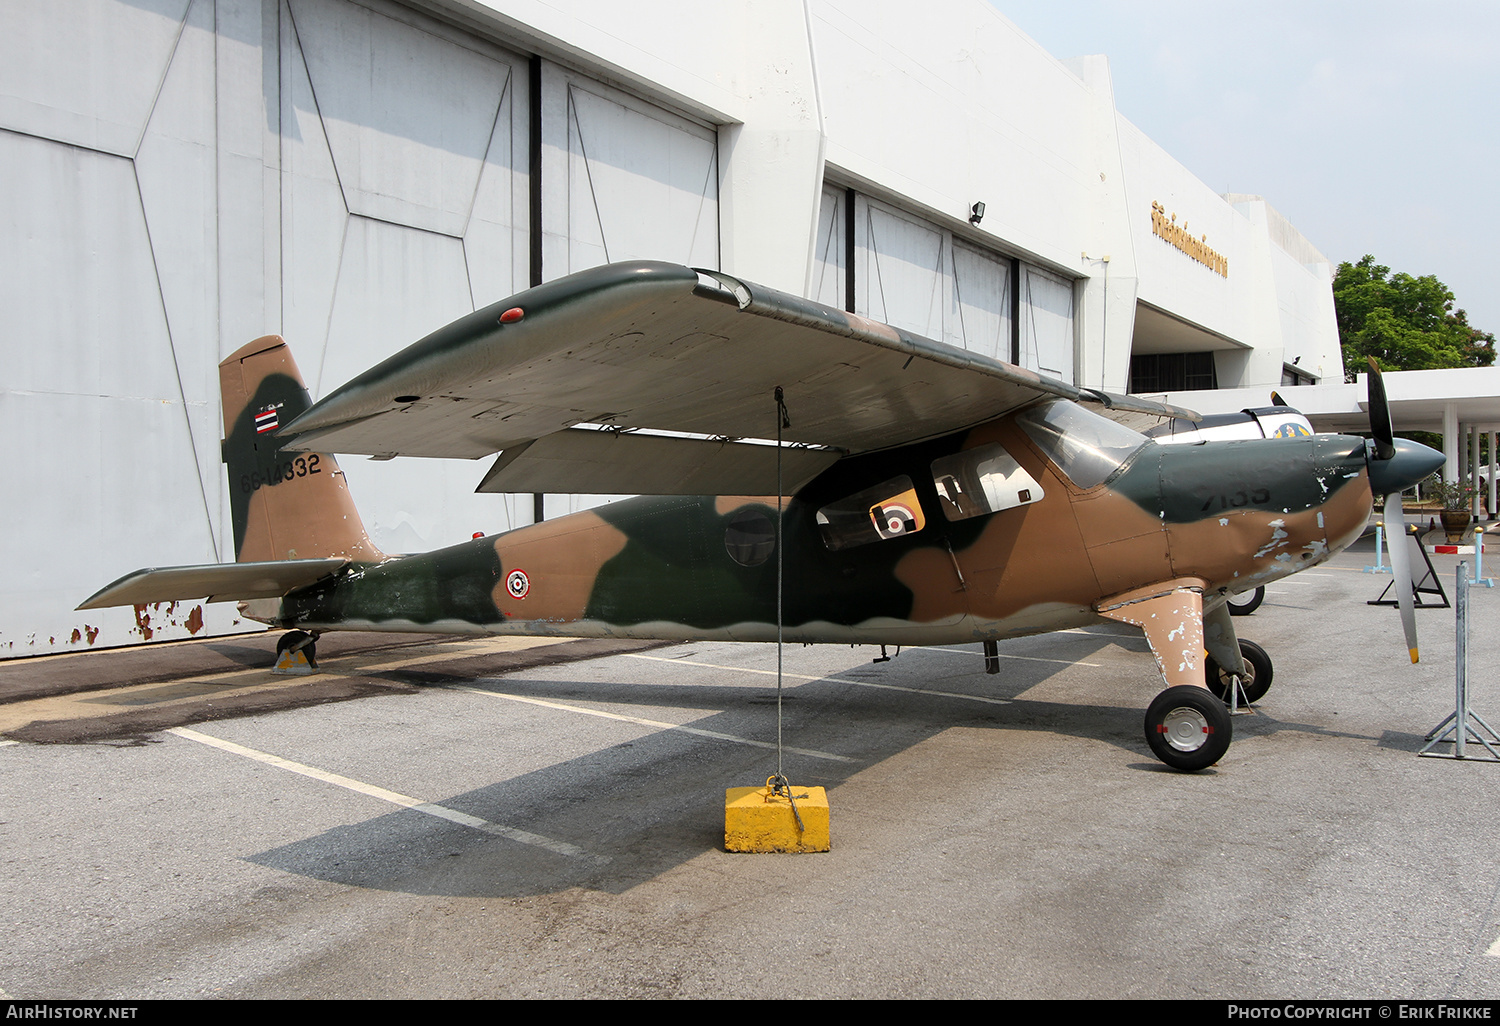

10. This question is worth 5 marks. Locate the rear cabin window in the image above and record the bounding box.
[931,445,1045,521]
[816,476,926,551]
[1015,400,1148,490]
[724,508,776,566]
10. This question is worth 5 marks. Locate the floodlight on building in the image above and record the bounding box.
[968,201,985,226]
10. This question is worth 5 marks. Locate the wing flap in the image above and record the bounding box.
[77,558,347,610]
[475,429,842,495]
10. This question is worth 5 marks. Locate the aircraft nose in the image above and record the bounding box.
[1367,438,1445,496]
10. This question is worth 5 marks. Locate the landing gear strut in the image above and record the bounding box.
[1205,638,1273,705]
[1145,685,1232,771]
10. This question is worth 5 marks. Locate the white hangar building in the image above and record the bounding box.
[2,0,1343,656]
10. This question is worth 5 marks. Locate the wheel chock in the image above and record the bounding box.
[724,782,829,853]
[272,647,317,676]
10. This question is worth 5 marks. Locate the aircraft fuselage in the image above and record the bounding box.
[273,412,1374,646]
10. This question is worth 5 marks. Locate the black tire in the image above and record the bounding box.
[276,629,317,667]
[1205,639,1272,704]
[1145,685,1233,771]
[1226,586,1265,616]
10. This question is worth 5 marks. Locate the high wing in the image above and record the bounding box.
[285,261,1197,494]
[1074,390,1201,433]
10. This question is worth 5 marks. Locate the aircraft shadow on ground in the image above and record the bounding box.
[246,632,1356,899]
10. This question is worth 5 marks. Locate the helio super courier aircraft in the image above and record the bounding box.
[81,261,1444,771]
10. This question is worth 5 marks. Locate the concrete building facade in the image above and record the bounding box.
[2,0,1342,656]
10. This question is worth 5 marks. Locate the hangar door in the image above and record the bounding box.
[278,0,722,536]
[813,186,1075,383]
[541,70,720,278]
[2,0,720,655]
[281,0,720,390]
[1019,265,1074,382]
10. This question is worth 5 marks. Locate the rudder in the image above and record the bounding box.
[220,336,384,564]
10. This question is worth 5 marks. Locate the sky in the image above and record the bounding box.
[995,1,1500,336]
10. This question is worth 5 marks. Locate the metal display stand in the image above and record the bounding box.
[1369,523,1450,609]
[1223,676,1253,716]
[1364,521,1393,575]
[1420,561,1500,762]
[1474,525,1495,588]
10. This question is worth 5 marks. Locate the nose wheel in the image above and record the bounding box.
[1145,685,1232,771]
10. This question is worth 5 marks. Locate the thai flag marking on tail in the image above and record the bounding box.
[255,407,279,434]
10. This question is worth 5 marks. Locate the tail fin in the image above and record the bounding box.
[220,337,384,564]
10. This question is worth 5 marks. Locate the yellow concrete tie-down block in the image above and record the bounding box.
[724,784,830,853]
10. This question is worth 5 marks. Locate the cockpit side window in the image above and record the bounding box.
[816,476,925,551]
[931,445,1045,521]
[1016,400,1149,490]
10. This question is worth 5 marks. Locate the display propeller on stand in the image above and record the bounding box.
[1365,357,1426,663]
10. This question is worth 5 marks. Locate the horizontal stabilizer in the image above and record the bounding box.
[77,558,347,610]
[477,429,842,495]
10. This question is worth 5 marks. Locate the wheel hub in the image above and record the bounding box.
[1162,705,1210,752]
[1219,664,1255,689]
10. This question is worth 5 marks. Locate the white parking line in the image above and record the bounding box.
[825,677,1013,706]
[167,726,595,860]
[1485,933,1500,958]
[77,637,567,693]
[624,653,1017,706]
[0,739,19,747]
[912,646,1100,667]
[624,653,825,681]
[448,685,856,762]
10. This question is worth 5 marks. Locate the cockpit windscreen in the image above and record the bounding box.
[1016,400,1149,489]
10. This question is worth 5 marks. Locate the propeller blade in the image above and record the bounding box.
[1385,492,1420,663]
[1367,357,1396,461]
[1270,390,1289,408]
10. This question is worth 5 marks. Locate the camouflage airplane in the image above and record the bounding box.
[80,261,1443,771]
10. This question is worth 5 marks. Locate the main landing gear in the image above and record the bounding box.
[273,629,319,675]
[1142,638,1275,770]
[1097,582,1281,771]
[1145,686,1233,771]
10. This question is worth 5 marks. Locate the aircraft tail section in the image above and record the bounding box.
[221,337,384,564]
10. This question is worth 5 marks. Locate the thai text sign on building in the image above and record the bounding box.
[1151,201,1229,278]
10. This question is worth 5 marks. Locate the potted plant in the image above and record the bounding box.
[1421,475,1477,542]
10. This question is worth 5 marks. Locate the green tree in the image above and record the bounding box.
[1333,255,1495,381]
